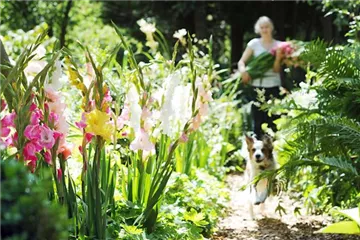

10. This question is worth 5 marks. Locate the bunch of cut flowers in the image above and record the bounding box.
[245,41,305,80]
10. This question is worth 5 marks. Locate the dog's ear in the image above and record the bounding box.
[245,135,254,147]
[262,134,273,149]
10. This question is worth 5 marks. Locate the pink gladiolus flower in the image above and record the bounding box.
[44,150,52,164]
[24,125,42,141]
[121,131,129,137]
[39,126,55,149]
[30,103,37,111]
[58,144,72,160]
[10,132,18,147]
[130,128,155,152]
[57,168,62,182]
[179,132,189,143]
[53,130,63,140]
[1,127,10,138]
[75,113,87,129]
[30,109,43,125]
[85,132,94,144]
[1,112,16,128]
[192,113,202,131]
[199,102,209,116]
[49,112,59,124]
[28,160,37,173]
[104,89,112,103]
[23,141,40,161]
[141,107,151,120]
[45,87,61,102]
[78,145,83,154]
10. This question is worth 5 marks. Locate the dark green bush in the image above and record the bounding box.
[1,159,68,240]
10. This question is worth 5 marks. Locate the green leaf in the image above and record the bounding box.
[319,221,360,234]
[121,224,143,235]
[184,208,208,227]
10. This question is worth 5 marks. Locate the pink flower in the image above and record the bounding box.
[191,113,202,131]
[39,126,55,149]
[199,102,209,116]
[1,127,10,138]
[53,130,63,140]
[78,145,83,154]
[141,107,151,120]
[55,115,68,135]
[75,113,87,129]
[49,112,59,124]
[45,87,61,102]
[24,125,42,141]
[30,108,43,125]
[103,89,112,103]
[57,168,62,182]
[179,132,189,143]
[44,150,52,164]
[130,128,155,152]
[30,103,37,111]
[23,141,40,161]
[1,112,16,128]
[58,143,72,160]
[28,160,37,173]
[85,132,94,144]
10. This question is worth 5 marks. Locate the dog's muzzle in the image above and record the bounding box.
[255,154,263,163]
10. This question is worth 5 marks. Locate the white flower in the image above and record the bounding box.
[173,29,187,45]
[137,19,156,34]
[45,60,63,91]
[172,84,192,130]
[126,84,142,132]
[145,40,159,51]
[173,29,187,39]
[159,73,181,137]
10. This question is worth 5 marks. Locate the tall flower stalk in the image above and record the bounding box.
[113,23,212,232]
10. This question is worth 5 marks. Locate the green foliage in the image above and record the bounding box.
[1,159,68,240]
[262,41,360,214]
[114,170,229,239]
[0,1,64,33]
[319,206,360,235]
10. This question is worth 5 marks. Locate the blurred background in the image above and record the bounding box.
[1,0,354,70]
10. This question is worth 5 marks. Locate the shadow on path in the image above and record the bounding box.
[212,174,359,240]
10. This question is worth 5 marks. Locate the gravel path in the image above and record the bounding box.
[212,173,359,240]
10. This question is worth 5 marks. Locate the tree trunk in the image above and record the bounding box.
[321,15,333,42]
[60,0,73,48]
[194,1,207,40]
[272,2,285,40]
[230,14,244,71]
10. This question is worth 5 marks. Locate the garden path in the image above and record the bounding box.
[212,173,359,240]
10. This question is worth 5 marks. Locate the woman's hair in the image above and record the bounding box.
[254,16,274,34]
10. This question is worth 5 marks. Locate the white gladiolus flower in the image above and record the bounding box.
[45,60,64,91]
[291,88,318,109]
[172,84,192,130]
[173,29,187,39]
[159,73,181,137]
[127,84,142,132]
[137,19,156,34]
[173,29,187,45]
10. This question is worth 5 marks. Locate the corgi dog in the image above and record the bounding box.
[244,134,276,219]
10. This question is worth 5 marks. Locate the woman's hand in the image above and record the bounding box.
[275,48,284,61]
[241,71,252,84]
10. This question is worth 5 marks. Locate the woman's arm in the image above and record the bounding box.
[273,48,284,73]
[238,47,253,84]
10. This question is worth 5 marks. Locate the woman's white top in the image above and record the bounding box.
[247,38,281,88]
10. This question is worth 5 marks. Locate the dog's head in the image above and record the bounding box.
[245,134,273,164]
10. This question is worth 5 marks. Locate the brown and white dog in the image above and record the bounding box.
[244,134,276,219]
